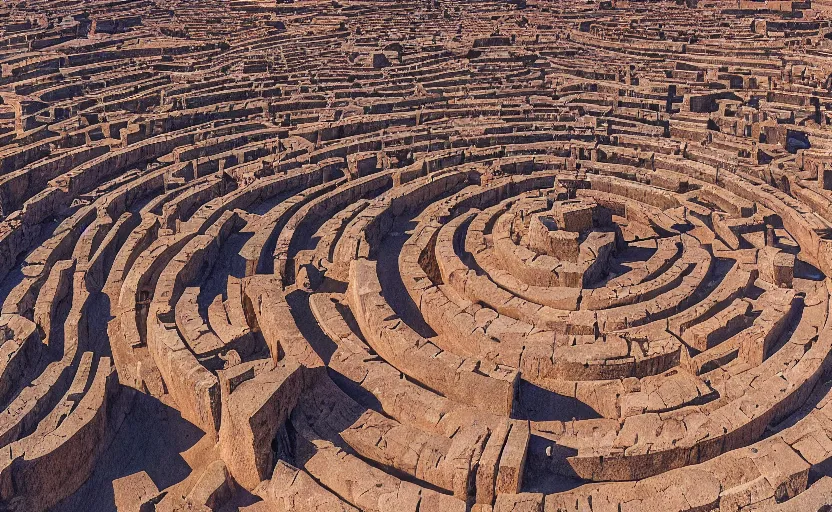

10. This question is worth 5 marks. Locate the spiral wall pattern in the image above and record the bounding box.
[2,0,832,510]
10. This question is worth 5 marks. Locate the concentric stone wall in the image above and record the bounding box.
[2,0,832,510]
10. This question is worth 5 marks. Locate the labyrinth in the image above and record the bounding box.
[5,0,832,510]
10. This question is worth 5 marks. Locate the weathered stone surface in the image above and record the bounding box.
[0,1,831,510]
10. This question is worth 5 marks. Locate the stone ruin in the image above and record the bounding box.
[2,0,832,510]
